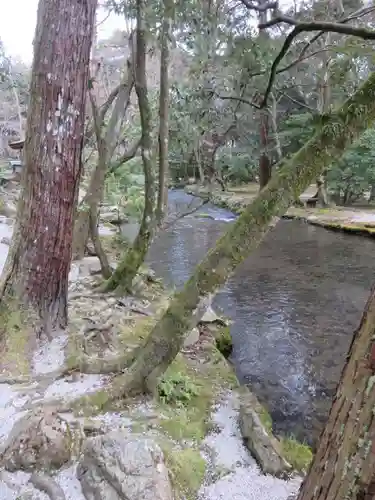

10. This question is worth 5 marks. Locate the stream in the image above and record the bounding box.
[145,189,375,446]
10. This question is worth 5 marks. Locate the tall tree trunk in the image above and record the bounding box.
[270,92,282,162]
[258,5,272,190]
[297,285,375,500]
[0,0,96,369]
[103,0,155,293]
[156,0,172,225]
[259,107,272,189]
[316,35,332,207]
[369,183,375,202]
[105,71,375,396]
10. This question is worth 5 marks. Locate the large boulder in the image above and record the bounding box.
[238,388,292,478]
[0,409,80,472]
[77,432,173,500]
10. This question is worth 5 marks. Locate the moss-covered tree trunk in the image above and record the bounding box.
[113,72,375,394]
[297,285,375,500]
[103,0,155,293]
[0,0,96,368]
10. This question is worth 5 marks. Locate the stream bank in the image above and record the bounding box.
[184,184,375,238]
[0,218,303,499]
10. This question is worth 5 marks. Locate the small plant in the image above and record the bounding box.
[158,371,200,406]
[215,326,233,358]
[281,435,313,472]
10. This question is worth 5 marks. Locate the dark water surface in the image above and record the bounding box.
[145,190,375,445]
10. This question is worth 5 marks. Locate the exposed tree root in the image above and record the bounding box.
[65,352,131,375]
[29,472,66,500]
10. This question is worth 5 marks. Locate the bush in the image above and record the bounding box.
[158,372,200,406]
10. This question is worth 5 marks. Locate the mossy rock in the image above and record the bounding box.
[214,325,233,359]
[163,446,206,499]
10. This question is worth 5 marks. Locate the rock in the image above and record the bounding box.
[99,206,128,226]
[184,327,200,347]
[77,432,173,500]
[1,409,82,472]
[70,257,116,279]
[200,305,228,326]
[238,388,292,478]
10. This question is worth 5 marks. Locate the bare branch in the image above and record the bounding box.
[239,0,278,12]
[215,93,260,109]
[259,16,375,107]
[278,91,316,112]
[106,139,141,176]
[260,16,375,38]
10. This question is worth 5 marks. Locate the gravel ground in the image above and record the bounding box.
[0,220,302,499]
[198,394,302,500]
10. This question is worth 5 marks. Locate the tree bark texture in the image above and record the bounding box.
[156,0,172,225]
[0,0,97,340]
[103,0,155,293]
[297,285,375,500]
[258,6,272,190]
[259,107,272,189]
[117,72,375,393]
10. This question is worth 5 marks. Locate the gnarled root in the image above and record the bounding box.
[29,472,66,500]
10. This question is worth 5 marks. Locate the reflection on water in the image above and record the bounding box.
[146,190,375,445]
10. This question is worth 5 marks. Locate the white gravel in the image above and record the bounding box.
[198,394,301,500]
[56,465,86,500]
[44,374,108,401]
[32,334,68,375]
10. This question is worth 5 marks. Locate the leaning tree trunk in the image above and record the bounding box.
[296,285,375,500]
[0,0,96,370]
[107,71,375,395]
[102,0,155,293]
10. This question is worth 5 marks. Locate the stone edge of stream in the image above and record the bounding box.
[184,184,375,239]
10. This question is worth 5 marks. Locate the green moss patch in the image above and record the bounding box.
[281,436,313,472]
[163,446,206,500]
[214,325,233,358]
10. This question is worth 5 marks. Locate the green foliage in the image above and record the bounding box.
[281,436,313,472]
[216,148,258,185]
[215,326,233,358]
[158,371,200,405]
[327,128,375,204]
[105,158,145,219]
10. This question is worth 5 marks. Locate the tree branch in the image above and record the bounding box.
[215,93,260,109]
[259,17,375,107]
[260,16,375,38]
[239,0,278,12]
[278,91,316,112]
[106,139,141,176]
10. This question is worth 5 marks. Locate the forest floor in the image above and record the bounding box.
[185,183,375,238]
[0,217,303,499]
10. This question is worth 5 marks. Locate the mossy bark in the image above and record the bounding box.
[114,72,375,393]
[103,4,155,293]
[297,285,375,500]
[0,0,96,368]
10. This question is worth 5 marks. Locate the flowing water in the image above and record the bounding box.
[144,190,375,446]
